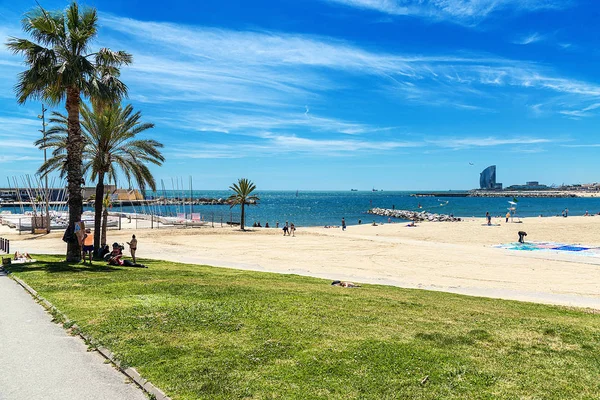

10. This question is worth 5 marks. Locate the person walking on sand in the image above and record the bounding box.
[341,217,346,231]
[486,212,491,226]
[127,234,138,264]
[506,211,511,223]
[283,221,289,236]
[290,223,296,237]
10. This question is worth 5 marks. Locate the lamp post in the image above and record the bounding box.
[37,104,50,233]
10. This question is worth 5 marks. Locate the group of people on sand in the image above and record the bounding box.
[252,221,272,228]
[282,221,296,236]
[486,211,513,225]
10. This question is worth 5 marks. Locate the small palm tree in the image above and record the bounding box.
[7,2,132,262]
[101,194,112,248]
[227,178,259,230]
[37,102,164,256]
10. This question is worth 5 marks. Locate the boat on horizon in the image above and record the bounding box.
[350,189,358,191]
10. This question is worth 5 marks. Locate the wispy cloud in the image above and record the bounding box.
[0,155,39,163]
[167,133,423,159]
[165,134,555,159]
[99,15,600,114]
[428,137,554,150]
[323,0,565,25]
[514,32,544,45]
[0,11,591,166]
[561,143,600,148]
[559,103,600,119]
[157,109,392,136]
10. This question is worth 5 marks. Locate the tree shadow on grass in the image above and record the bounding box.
[7,260,122,274]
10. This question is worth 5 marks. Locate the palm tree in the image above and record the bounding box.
[227,178,259,230]
[101,194,112,249]
[6,2,132,262]
[37,102,164,256]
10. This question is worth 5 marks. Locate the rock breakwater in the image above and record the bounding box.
[367,208,461,222]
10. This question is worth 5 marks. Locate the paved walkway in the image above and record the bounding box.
[0,270,147,400]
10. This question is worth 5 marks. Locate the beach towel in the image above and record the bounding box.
[11,259,36,264]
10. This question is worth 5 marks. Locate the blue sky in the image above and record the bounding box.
[1,0,599,190]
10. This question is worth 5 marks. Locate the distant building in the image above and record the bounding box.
[0,188,65,202]
[82,185,117,200]
[81,185,143,201]
[479,165,502,190]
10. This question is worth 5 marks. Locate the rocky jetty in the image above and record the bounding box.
[367,208,461,222]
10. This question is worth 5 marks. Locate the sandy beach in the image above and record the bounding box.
[2,215,600,309]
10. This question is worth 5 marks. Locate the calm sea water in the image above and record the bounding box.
[7,190,600,227]
[115,190,600,227]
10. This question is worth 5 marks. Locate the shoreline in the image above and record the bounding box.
[3,216,600,310]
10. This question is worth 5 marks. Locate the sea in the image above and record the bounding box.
[5,190,600,227]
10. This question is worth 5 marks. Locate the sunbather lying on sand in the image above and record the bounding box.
[331,280,361,288]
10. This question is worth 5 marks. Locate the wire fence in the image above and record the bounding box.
[107,210,242,230]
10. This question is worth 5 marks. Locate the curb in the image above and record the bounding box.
[4,268,171,400]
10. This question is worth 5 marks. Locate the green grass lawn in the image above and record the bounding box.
[8,255,600,400]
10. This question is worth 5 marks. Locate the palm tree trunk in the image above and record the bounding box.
[65,86,84,263]
[240,203,245,230]
[101,207,108,248]
[93,172,105,258]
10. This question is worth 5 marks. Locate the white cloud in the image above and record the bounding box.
[156,109,392,136]
[558,103,600,119]
[0,155,39,163]
[167,133,423,159]
[561,143,600,148]
[323,0,565,25]
[0,11,591,166]
[165,133,555,159]
[428,137,553,149]
[0,139,38,149]
[514,32,544,45]
[98,15,600,116]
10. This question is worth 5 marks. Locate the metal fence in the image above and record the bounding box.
[107,210,242,230]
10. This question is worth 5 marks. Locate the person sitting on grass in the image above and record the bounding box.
[100,244,111,260]
[107,243,124,266]
[107,243,147,268]
[331,280,361,288]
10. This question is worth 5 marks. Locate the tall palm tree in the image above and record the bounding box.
[37,102,164,256]
[227,178,259,230]
[6,2,132,262]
